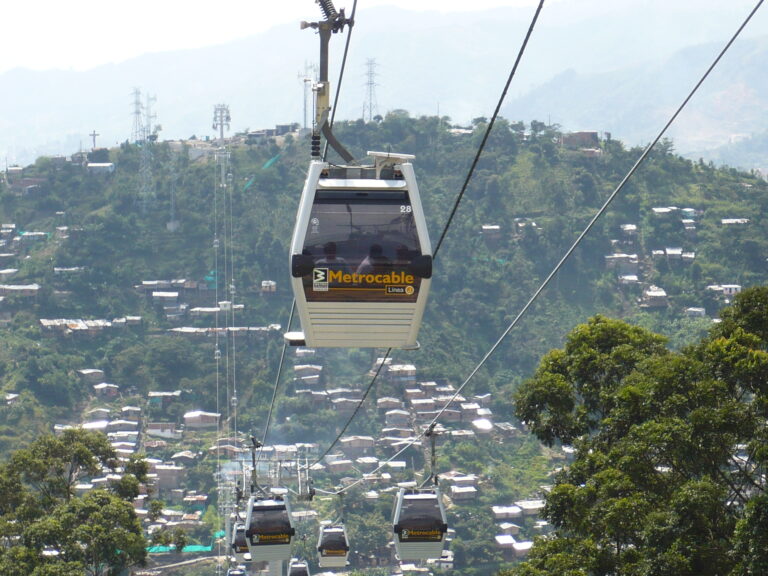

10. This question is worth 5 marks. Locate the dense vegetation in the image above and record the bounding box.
[0,111,766,573]
[508,286,768,576]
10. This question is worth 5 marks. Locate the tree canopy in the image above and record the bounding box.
[509,286,768,575]
[0,429,147,575]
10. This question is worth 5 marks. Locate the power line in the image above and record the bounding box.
[308,0,548,492]
[433,0,545,259]
[323,0,358,161]
[308,348,392,469]
[337,0,764,494]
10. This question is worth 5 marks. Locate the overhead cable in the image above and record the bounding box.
[432,0,546,259]
[338,0,764,493]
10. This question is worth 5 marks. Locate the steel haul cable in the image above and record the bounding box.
[307,0,548,485]
[336,0,765,494]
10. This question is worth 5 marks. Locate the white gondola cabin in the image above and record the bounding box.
[288,559,311,576]
[288,151,432,349]
[317,524,350,568]
[231,522,251,563]
[392,488,448,561]
[244,496,295,562]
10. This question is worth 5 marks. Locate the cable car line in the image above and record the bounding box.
[293,0,548,490]
[307,347,392,469]
[333,0,763,496]
[251,0,359,500]
[432,0,545,260]
[282,0,548,496]
[255,301,296,469]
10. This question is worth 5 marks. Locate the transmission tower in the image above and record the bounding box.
[130,88,143,143]
[137,93,158,213]
[363,58,379,122]
[212,104,231,142]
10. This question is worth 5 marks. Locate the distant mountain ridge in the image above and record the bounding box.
[0,0,765,167]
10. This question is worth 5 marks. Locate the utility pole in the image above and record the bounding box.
[89,130,99,150]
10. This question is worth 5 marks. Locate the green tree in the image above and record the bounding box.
[511,289,768,575]
[0,430,148,575]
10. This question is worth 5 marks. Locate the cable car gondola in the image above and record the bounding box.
[288,559,311,576]
[317,524,350,568]
[392,488,448,561]
[288,151,432,349]
[244,496,296,562]
[231,521,251,563]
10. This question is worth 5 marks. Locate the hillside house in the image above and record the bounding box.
[377,397,403,411]
[153,464,186,493]
[107,419,138,432]
[332,397,359,414]
[721,218,749,226]
[385,363,417,385]
[93,382,119,398]
[86,162,115,174]
[340,435,375,450]
[78,368,105,383]
[121,406,142,421]
[183,410,220,429]
[492,505,523,520]
[148,390,182,410]
[515,499,546,516]
[450,485,478,501]
[385,409,410,427]
[472,418,494,434]
[685,307,707,318]
[641,285,668,308]
[495,535,533,560]
[604,253,639,275]
[0,283,40,297]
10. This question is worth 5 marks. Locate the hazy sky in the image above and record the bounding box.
[0,0,540,73]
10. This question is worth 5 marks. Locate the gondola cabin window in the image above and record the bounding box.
[300,190,425,303]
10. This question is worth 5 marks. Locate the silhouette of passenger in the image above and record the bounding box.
[316,241,350,272]
[356,243,390,275]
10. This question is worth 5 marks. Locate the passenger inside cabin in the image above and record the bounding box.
[315,241,350,272]
[356,243,390,275]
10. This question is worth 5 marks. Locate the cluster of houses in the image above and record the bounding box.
[283,350,562,564]
[136,277,280,325]
[482,202,749,316]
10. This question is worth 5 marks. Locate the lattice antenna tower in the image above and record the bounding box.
[363,58,379,122]
[212,104,231,142]
[138,93,158,213]
[130,88,144,143]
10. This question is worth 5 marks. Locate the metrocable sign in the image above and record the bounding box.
[327,270,415,285]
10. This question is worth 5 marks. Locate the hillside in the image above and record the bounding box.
[0,114,766,574]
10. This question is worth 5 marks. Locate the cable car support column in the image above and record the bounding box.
[301,1,354,162]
